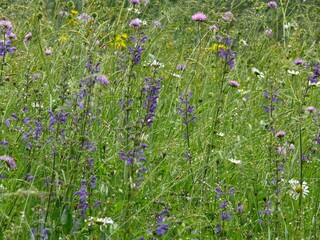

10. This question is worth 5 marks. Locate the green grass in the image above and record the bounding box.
[0,0,320,239]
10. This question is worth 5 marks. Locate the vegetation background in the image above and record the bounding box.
[0,0,319,239]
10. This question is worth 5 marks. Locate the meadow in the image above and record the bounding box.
[0,0,320,239]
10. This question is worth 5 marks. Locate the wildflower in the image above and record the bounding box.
[275,131,286,138]
[216,223,222,233]
[288,179,309,200]
[0,139,8,149]
[74,181,89,218]
[24,32,32,42]
[252,67,265,78]
[44,49,52,55]
[77,13,91,21]
[0,40,16,56]
[96,75,110,85]
[208,43,226,51]
[215,187,222,198]
[209,25,218,31]
[177,63,186,70]
[153,20,162,28]
[0,155,16,170]
[71,9,78,15]
[294,58,304,65]
[217,48,236,68]
[222,11,234,22]
[130,0,140,4]
[288,70,299,75]
[276,145,287,156]
[237,204,244,213]
[156,224,169,236]
[41,228,50,239]
[220,202,228,209]
[95,217,114,225]
[0,20,12,35]
[308,62,320,84]
[221,211,232,221]
[306,106,316,113]
[265,29,273,37]
[268,1,278,9]
[227,158,242,165]
[228,187,235,196]
[129,18,142,27]
[191,12,207,21]
[229,80,240,87]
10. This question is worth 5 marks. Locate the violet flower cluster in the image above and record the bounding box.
[177,91,196,126]
[142,76,163,127]
[128,35,147,65]
[263,85,280,113]
[217,37,236,69]
[0,20,16,57]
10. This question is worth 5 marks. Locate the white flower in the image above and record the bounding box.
[171,73,182,79]
[288,179,309,200]
[227,158,242,165]
[217,132,225,137]
[287,70,299,75]
[308,81,320,87]
[251,67,265,78]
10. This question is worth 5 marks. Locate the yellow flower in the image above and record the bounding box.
[71,10,78,15]
[67,19,77,25]
[207,43,226,52]
[112,34,128,49]
[187,27,192,32]
[61,36,67,42]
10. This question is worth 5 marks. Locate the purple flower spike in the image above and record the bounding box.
[192,12,207,21]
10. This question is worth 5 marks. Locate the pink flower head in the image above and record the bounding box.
[24,32,32,42]
[0,20,12,29]
[222,11,234,22]
[192,12,207,22]
[229,80,240,88]
[0,155,16,170]
[45,49,52,55]
[275,131,286,138]
[265,29,273,37]
[268,1,278,9]
[306,106,316,113]
[294,58,304,65]
[129,18,142,27]
[130,0,140,4]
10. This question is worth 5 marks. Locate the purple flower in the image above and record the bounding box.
[228,187,235,196]
[265,29,273,37]
[0,40,16,56]
[130,0,140,4]
[96,75,110,85]
[294,58,304,65]
[0,139,8,149]
[237,204,244,213]
[44,49,52,55]
[177,63,186,70]
[306,106,316,113]
[129,18,142,27]
[215,187,222,198]
[156,224,169,236]
[275,131,286,138]
[41,228,50,239]
[153,21,162,28]
[221,211,232,221]
[222,11,234,22]
[77,13,91,21]
[191,12,207,21]
[217,48,236,69]
[25,174,34,181]
[308,62,320,84]
[229,80,240,87]
[209,25,219,31]
[24,32,32,42]
[0,155,16,170]
[268,1,278,9]
[220,202,228,209]
[216,223,222,233]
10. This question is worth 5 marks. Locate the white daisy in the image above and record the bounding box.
[288,179,309,200]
